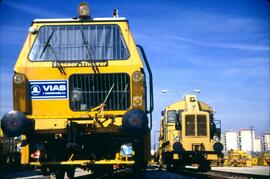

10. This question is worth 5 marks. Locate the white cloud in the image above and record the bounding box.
[165,35,269,51]
[3,1,65,18]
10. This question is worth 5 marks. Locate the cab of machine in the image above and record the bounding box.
[2,3,153,137]
[13,7,144,117]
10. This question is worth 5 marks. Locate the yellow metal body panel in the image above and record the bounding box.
[0,129,3,139]
[30,159,135,166]
[34,118,67,130]
[21,144,29,164]
[15,20,143,131]
[207,154,218,160]
[15,18,151,168]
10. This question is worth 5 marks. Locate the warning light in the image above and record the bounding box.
[78,2,90,18]
[31,150,41,159]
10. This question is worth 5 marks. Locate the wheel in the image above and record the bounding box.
[158,164,162,171]
[66,167,75,178]
[133,139,144,174]
[92,165,113,177]
[166,164,173,171]
[198,161,211,172]
[175,164,185,170]
[41,167,50,177]
[54,169,65,179]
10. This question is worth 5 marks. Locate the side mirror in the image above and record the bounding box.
[161,110,165,116]
[175,122,181,130]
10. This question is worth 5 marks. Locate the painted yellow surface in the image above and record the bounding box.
[207,154,218,160]
[173,153,179,159]
[0,129,3,138]
[15,18,150,166]
[30,159,135,166]
[21,144,29,164]
[161,95,215,152]
[15,21,143,129]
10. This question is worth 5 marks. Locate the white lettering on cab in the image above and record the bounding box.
[43,85,66,91]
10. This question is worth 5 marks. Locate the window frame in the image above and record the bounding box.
[167,110,177,123]
[185,114,196,136]
[184,114,208,137]
[197,114,207,136]
[28,24,130,62]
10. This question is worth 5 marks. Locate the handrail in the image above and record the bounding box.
[136,45,154,130]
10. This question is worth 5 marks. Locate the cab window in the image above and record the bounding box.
[167,110,177,123]
[185,115,195,136]
[197,115,207,136]
[29,25,129,61]
[178,110,184,121]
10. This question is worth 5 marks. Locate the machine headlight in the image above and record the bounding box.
[174,136,180,143]
[213,135,219,142]
[132,71,143,82]
[71,88,82,102]
[13,73,26,84]
[13,73,29,113]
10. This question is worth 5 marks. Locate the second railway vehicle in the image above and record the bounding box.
[1,3,153,178]
[156,94,223,171]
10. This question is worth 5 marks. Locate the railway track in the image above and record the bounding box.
[74,165,270,179]
[1,165,269,179]
[174,167,269,179]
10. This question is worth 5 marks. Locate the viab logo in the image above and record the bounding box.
[31,85,41,95]
[29,80,68,99]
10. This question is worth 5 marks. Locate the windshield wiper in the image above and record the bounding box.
[54,61,66,75]
[102,83,115,105]
[118,84,129,109]
[90,84,115,112]
[49,45,58,60]
[80,28,99,73]
[40,30,55,59]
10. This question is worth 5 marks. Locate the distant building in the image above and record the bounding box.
[223,131,239,151]
[221,133,226,151]
[223,129,267,154]
[239,128,255,153]
[253,137,262,153]
[263,132,270,151]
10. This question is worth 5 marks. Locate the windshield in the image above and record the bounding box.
[167,110,177,123]
[29,25,129,61]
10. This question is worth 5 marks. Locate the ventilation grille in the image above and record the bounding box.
[69,73,130,111]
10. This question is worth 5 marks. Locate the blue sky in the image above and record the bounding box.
[0,0,269,144]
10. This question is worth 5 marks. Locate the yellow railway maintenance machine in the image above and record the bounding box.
[156,94,223,171]
[1,3,153,178]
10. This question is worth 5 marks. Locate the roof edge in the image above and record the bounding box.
[33,17,127,23]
